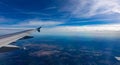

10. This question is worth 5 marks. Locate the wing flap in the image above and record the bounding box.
[0,45,20,52]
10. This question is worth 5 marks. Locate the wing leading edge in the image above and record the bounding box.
[0,27,41,52]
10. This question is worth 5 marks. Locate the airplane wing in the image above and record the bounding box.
[0,27,42,52]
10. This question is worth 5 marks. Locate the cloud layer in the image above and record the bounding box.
[1,23,120,37]
[38,24,120,37]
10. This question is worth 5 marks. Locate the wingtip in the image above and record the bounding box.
[37,26,42,32]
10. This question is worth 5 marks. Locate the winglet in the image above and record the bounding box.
[36,26,42,32]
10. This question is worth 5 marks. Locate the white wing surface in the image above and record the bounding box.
[0,27,41,52]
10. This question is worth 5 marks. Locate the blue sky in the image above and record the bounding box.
[0,0,120,35]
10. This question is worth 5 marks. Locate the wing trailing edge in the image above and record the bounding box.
[0,45,20,52]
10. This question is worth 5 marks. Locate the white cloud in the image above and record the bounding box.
[88,0,120,16]
[63,0,120,17]
[12,20,64,27]
[1,23,120,36]
[43,24,120,33]
[39,24,120,36]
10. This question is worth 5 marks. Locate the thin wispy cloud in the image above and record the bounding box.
[43,7,57,10]
[63,0,120,18]
[12,20,64,27]
[0,17,16,22]
[88,0,120,16]
[0,0,24,13]
[0,17,9,22]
